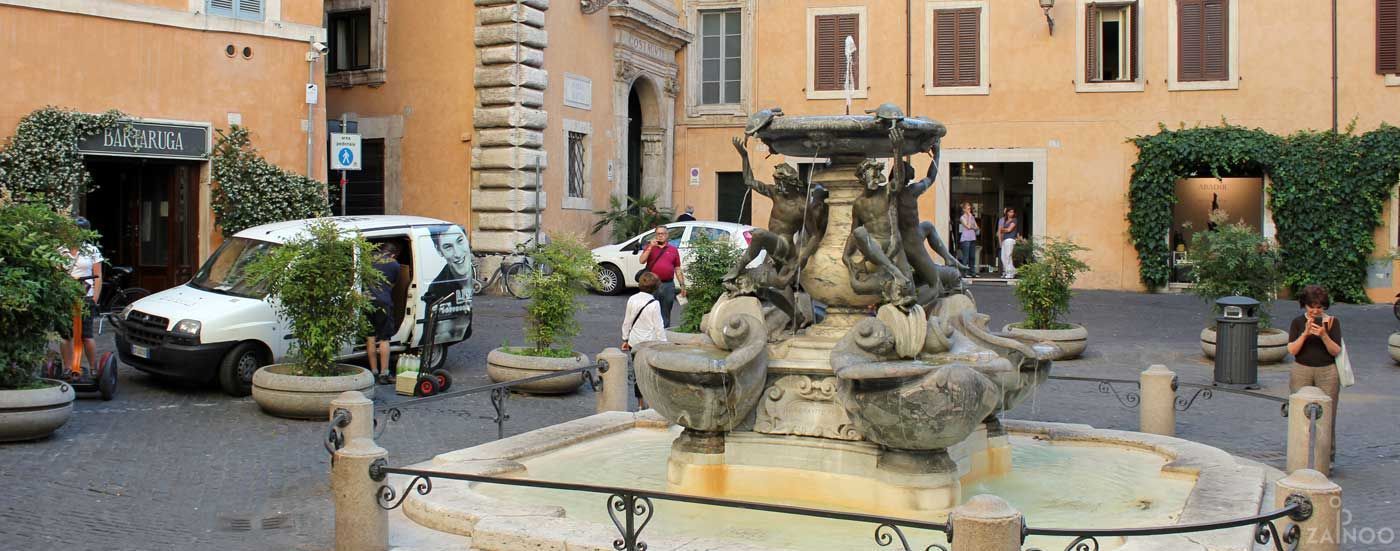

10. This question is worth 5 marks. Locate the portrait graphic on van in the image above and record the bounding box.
[419,225,472,346]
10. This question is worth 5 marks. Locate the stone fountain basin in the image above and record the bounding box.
[755,115,947,158]
[836,361,1001,452]
[395,412,1277,551]
[634,337,768,434]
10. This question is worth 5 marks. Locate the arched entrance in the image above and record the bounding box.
[621,75,667,209]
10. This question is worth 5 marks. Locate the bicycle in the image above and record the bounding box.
[471,239,545,299]
[98,263,151,315]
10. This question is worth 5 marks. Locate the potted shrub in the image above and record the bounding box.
[0,198,87,441]
[487,234,599,394]
[245,219,383,419]
[1003,238,1091,360]
[671,234,741,343]
[1188,215,1288,363]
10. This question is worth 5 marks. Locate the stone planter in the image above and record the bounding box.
[0,380,75,442]
[1389,333,1400,364]
[1001,322,1088,360]
[1200,327,1289,364]
[486,348,589,395]
[251,364,374,420]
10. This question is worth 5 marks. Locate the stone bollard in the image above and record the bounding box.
[949,495,1023,551]
[1286,386,1333,475]
[1275,469,1342,551]
[596,347,630,414]
[1139,365,1176,436]
[330,391,388,551]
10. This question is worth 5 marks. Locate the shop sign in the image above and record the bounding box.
[78,121,209,160]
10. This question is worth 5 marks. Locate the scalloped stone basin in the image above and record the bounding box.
[755,114,947,158]
[401,413,1272,551]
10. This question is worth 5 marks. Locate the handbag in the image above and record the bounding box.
[1335,339,1355,388]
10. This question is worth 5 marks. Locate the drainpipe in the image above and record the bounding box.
[1330,0,1338,132]
[905,0,913,114]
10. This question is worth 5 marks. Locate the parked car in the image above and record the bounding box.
[112,216,474,396]
[591,221,763,295]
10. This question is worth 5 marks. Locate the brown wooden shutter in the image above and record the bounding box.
[1201,0,1228,80]
[814,14,859,91]
[934,8,979,87]
[1131,1,1141,80]
[1085,4,1099,82]
[1177,0,1204,81]
[1381,0,1400,74]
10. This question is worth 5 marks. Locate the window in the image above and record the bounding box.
[208,0,263,20]
[924,1,989,95]
[329,10,372,73]
[699,10,742,105]
[1176,0,1228,82]
[567,131,586,200]
[806,6,867,99]
[1380,0,1400,75]
[1086,2,1139,82]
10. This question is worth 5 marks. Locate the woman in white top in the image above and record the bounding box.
[61,217,103,373]
[621,272,667,409]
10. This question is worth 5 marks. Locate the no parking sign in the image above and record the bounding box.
[330,133,361,171]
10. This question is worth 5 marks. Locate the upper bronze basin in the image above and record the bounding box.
[755,115,947,158]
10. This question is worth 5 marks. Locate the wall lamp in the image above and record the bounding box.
[1040,0,1056,35]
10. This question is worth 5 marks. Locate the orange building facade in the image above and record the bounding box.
[0,0,326,292]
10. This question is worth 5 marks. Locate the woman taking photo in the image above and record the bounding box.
[1285,284,1342,457]
[958,202,978,277]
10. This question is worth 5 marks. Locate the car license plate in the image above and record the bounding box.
[131,344,150,359]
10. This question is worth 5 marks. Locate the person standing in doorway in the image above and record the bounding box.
[997,207,1020,279]
[621,272,667,410]
[367,242,401,384]
[1285,285,1343,460]
[639,225,685,327]
[958,202,979,277]
[676,206,696,222]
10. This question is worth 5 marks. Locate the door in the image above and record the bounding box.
[131,164,199,291]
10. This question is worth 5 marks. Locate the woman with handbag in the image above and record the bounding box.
[622,272,667,410]
[1285,284,1345,460]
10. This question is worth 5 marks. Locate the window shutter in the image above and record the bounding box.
[1085,4,1099,82]
[236,0,263,20]
[208,0,234,17]
[1131,1,1141,80]
[934,10,957,87]
[1177,0,1204,81]
[1380,0,1400,74]
[955,8,980,86]
[1201,0,1228,80]
[814,14,859,92]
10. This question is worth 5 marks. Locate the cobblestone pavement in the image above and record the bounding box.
[0,288,1396,550]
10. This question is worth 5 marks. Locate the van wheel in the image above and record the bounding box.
[219,343,264,397]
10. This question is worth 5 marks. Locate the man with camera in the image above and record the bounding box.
[639,225,685,327]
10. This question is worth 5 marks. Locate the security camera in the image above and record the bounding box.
[311,42,328,54]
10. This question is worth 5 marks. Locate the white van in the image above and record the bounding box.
[113,216,474,396]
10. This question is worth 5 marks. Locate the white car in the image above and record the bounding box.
[591,221,764,295]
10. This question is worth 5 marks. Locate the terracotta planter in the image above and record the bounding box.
[486,348,589,395]
[251,364,374,420]
[1389,333,1400,364]
[0,380,75,442]
[1200,327,1289,364]
[1002,322,1088,360]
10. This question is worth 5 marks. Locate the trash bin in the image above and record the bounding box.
[1214,296,1260,389]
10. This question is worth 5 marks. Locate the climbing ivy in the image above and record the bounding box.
[1128,123,1400,303]
[0,107,125,212]
[211,126,330,237]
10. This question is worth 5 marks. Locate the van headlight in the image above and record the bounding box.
[173,319,202,338]
[119,305,135,321]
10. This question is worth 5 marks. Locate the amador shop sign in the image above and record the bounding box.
[78,121,209,160]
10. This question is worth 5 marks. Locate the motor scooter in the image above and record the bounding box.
[43,275,118,400]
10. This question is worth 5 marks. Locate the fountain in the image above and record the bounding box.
[388,106,1278,550]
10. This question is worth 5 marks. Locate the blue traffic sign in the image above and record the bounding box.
[338,148,354,166]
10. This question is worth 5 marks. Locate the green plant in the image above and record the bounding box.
[1128,122,1400,302]
[678,234,742,333]
[1186,213,1284,327]
[211,126,331,237]
[0,107,125,211]
[1011,238,1090,330]
[521,234,599,354]
[0,195,90,389]
[244,219,383,376]
[591,194,674,243]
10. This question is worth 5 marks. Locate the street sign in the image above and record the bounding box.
[330,133,361,170]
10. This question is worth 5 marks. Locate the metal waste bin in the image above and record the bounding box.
[1214,296,1260,389]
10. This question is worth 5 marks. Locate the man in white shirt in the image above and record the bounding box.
[61,217,103,374]
[621,272,667,409]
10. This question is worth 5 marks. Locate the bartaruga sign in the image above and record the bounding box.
[77,121,209,160]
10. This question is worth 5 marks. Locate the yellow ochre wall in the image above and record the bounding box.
[672,0,1400,294]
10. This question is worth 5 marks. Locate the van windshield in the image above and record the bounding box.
[189,237,278,298]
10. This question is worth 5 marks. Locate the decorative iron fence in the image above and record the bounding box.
[1046,374,1288,415]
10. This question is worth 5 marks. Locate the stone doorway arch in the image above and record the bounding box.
[623,75,666,207]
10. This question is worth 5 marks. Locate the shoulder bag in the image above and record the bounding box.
[1335,339,1355,388]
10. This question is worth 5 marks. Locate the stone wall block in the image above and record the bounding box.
[474,65,549,90]
[475,0,548,10]
[477,87,546,109]
[474,23,548,49]
[476,169,543,189]
[476,212,542,231]
[472,188,547,212]
[477,4,547,27]
[472,146,547,171]
[479,45,545,68]
[476,128,546,148]
[472,230,543,254]
[474,106,549,130]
